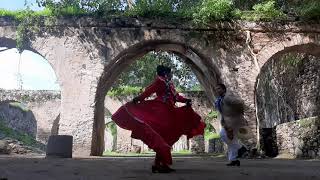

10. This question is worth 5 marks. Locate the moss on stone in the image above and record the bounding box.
[298,117,318,128]
[9,102,29,112]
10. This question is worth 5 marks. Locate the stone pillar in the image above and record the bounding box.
[58,77,98,156]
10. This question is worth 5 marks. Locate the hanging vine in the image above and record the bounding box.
[14,9,44,53]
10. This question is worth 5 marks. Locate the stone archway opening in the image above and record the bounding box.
[255,43,320,158]
[103,51,212,155]
[0,42,62,155]
[92,40,222,156]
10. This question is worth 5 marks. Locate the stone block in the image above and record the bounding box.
[46,135,73,158]
[0,140,11,154]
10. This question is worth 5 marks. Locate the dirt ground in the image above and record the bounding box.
[0,155,319,180]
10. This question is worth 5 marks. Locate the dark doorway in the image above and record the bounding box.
[260,128,278,157]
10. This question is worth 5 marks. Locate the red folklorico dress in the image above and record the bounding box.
[111,76,205,165]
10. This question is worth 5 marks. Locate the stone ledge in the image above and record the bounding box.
[0,89,61,103]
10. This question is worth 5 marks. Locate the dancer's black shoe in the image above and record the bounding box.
[226,160,240,166]
[152,165,175,173]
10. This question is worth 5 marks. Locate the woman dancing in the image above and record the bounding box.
[112,65,205,173]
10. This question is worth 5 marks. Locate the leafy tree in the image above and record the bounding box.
[193,0,234,23]
[110,51,201,93]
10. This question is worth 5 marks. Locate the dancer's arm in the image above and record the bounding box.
[136,78,159,101]
[175,93,188,103]
[171,83,191,104]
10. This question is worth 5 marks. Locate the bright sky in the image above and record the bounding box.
[0,1,59,90]
[0,48,60,90]
[0,0,42,11]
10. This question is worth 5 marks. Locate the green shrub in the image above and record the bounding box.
[205,132,220,140]
[193,0,234,23]
[51,5,87,16]
[207,110,218,119]
[204,110,219,140]
[298,0,320,20]
[0,8,53,20]
[252,0,285,20]
[107,86,142,97]
[105,121,117,136]
[0,9,18,17]
[234,0,286,21]
[126,0,173,18]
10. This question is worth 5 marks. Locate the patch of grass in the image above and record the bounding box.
[104,150,193,156]
[103,150,223,157]
[103,151,155,157]
[0,121,36,146]
[172,150,192,155]
[0,8,53,20]
[0,9,19,17]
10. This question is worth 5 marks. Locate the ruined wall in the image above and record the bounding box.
[0,90,61,143]
[0,101,37,137]
[1,16,320,155]
[276,116,320,158]
[256,54,320,128]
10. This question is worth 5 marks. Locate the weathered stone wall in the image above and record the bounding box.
[205,138,225,153]
[0,90,61,144]
[1,16,320,155]
[256,54,320,128]
[0,101,37,137]
[276,117,320,158]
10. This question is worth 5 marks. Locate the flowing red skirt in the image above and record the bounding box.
[111,100,206,165]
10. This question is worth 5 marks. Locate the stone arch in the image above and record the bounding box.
[25,29,109,155]
[92,40,222,156]
[0,37,62,88]
[256,34,320,69]
[254,35,320,156]
[0,37,62,144]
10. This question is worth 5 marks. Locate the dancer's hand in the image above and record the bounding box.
[186,99,192,107]
[132,97,140,104]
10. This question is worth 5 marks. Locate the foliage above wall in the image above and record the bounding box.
[1,0,319,22]
[0,0,319,52]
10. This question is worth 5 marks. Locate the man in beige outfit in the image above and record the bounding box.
[215,84,247,166]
